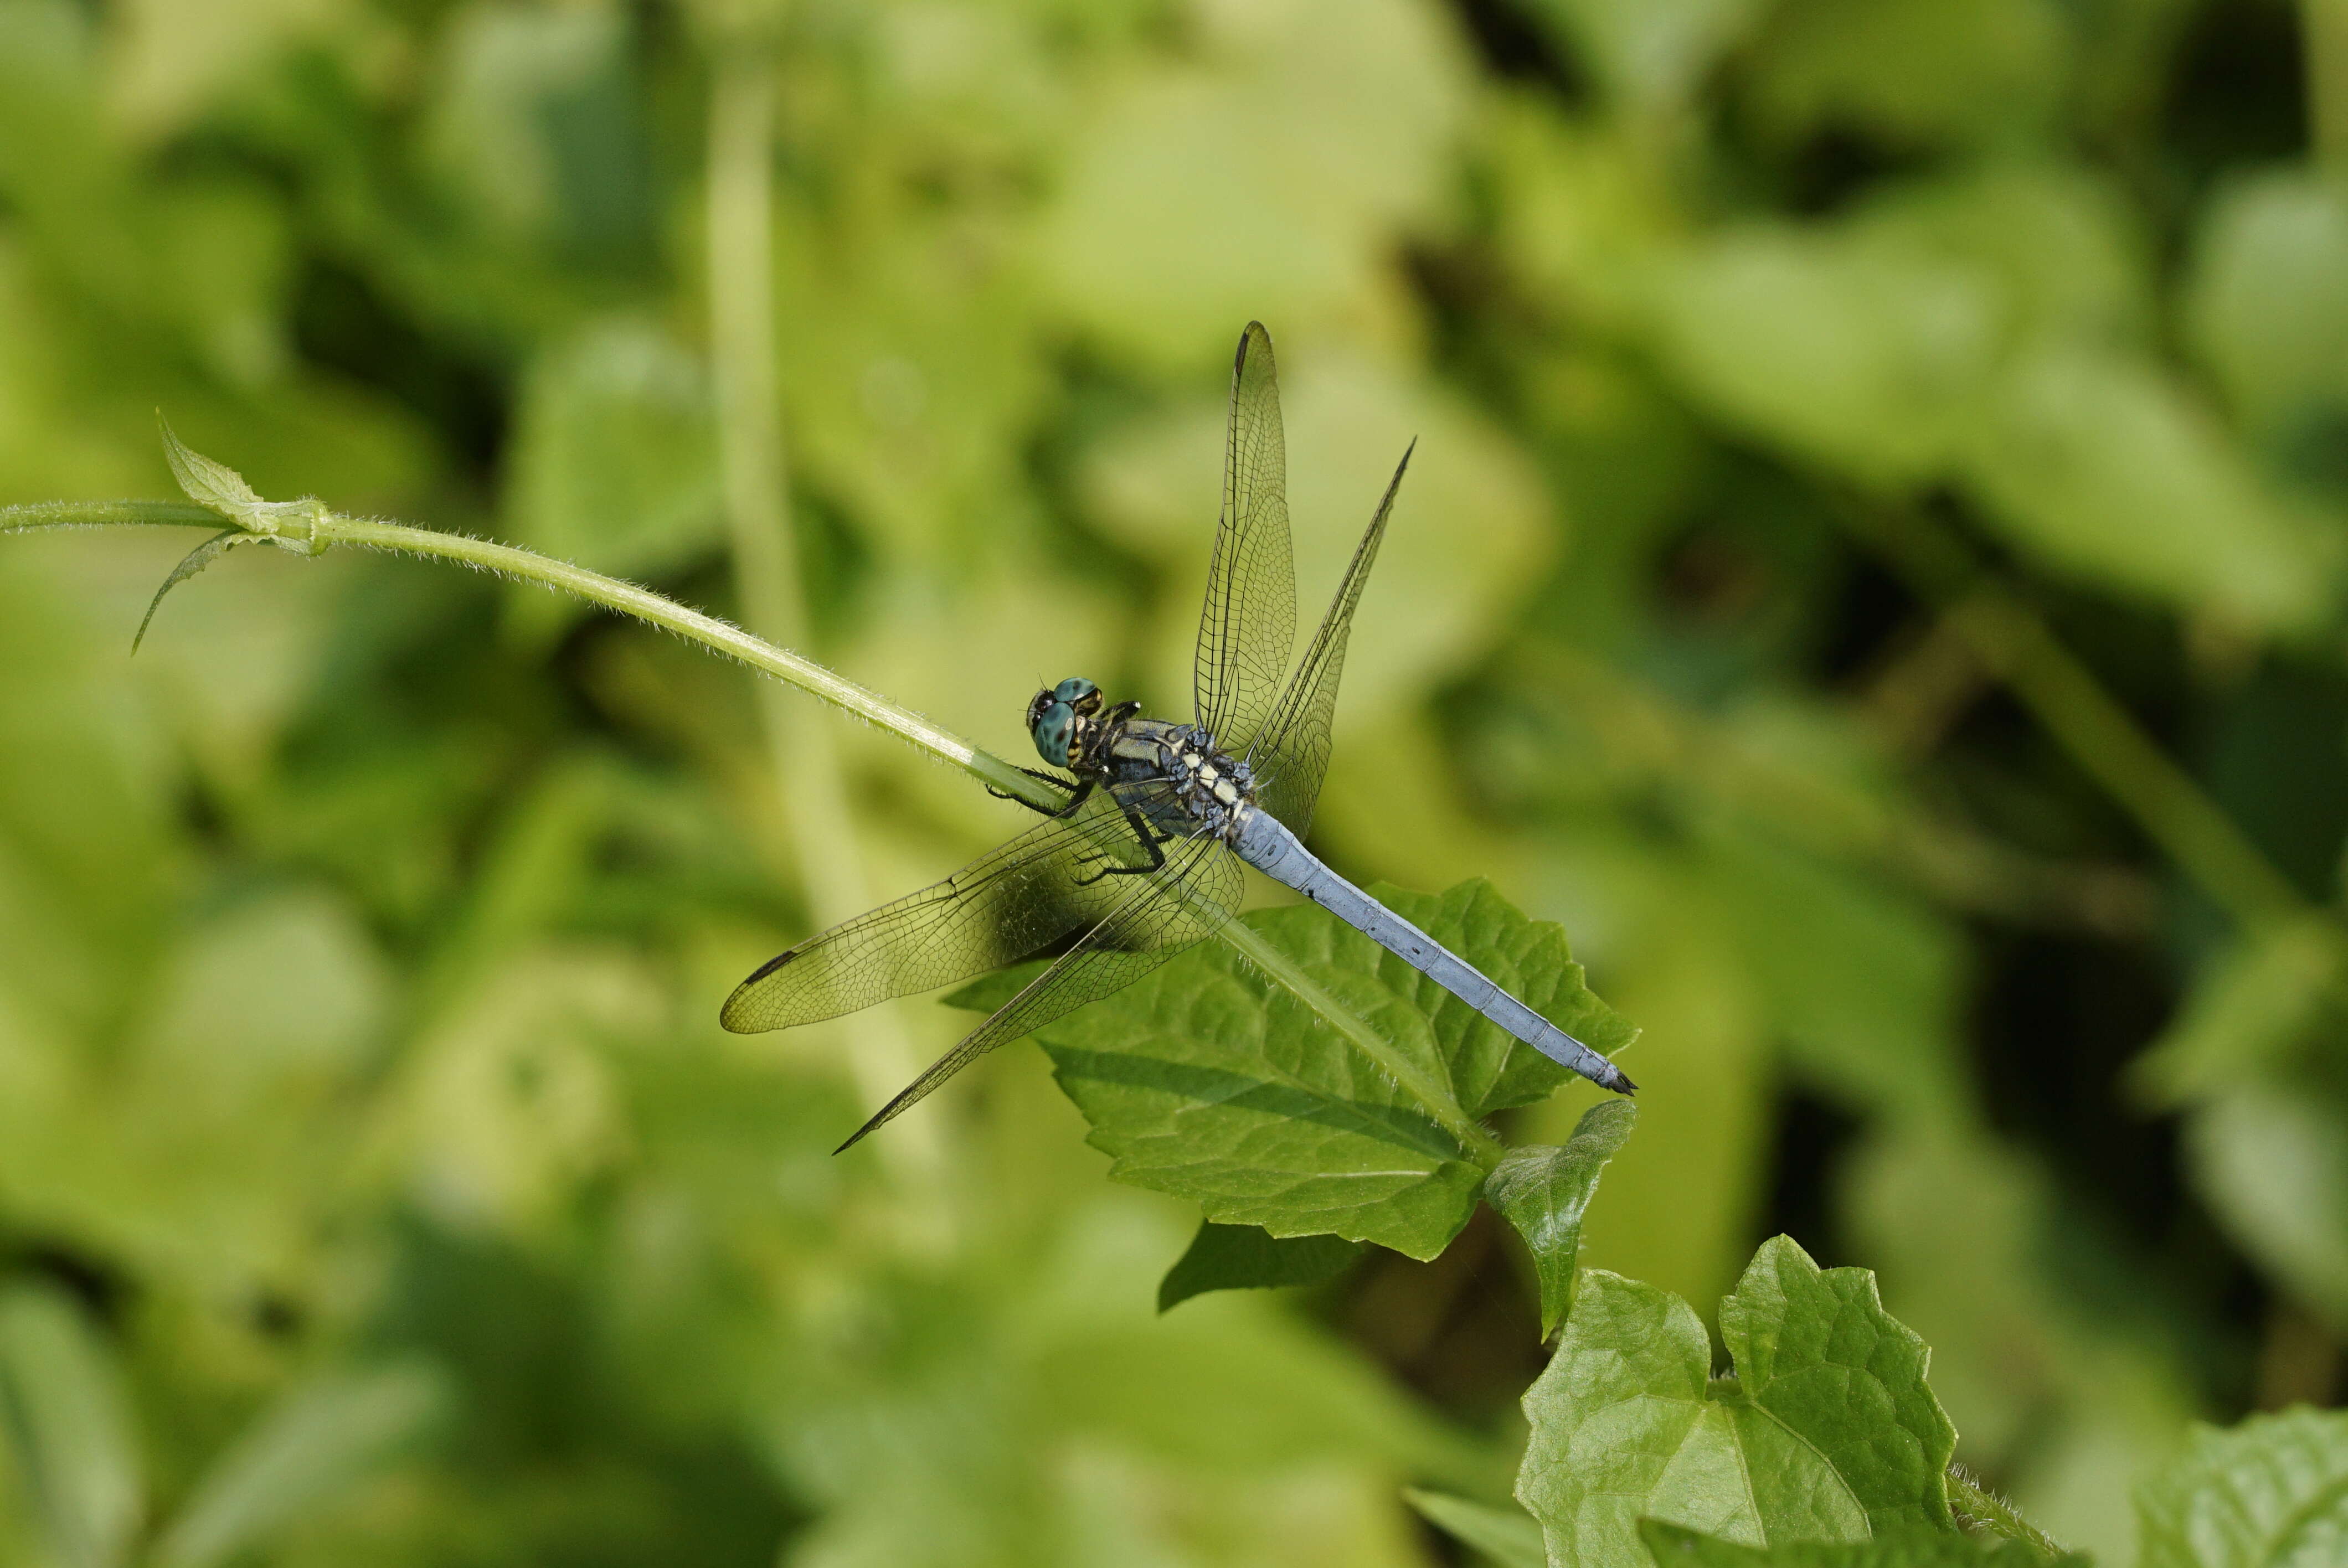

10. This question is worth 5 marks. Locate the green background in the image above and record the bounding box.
[1,0,2344,1562]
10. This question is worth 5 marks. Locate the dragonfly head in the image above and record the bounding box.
[1027,677,1101,768]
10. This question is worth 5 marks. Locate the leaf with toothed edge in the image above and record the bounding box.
[1487,1098,1638,1337]
[1516,1236,1958,1568]
[132,529,256,652]
[1023,879,1632,1261]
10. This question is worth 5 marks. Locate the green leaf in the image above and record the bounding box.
[1636,1520,2082,1567]
[151,1361,450,1568]
[1515,0,1765,112]
[1038,880,1633,1261]
[158,414,266,514]
[1486,1098,1638,1337]
[2184,170,2348,440]
[0,1286,143,1568]
[2136,1402,2348,1568]
[1405,1488,1547,1568]
[157,417,326,553]
[1516,1237,1956,1567]
[2183,1083,2348,1334]
[2129,920,2347,1108]
[131,527,253,652]
[1741,0,2069,150]
[1156,1220,1367,1313]
[1960,344,2332,632]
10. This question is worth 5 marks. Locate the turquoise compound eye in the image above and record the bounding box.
[1032,703,1075,768]
[1053,676,1098,706]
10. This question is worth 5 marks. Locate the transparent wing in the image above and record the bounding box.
[720,782,1176,1034]
[1194,321,1296,754]
[836,835,1244,1149]
[1249,441,1412,835]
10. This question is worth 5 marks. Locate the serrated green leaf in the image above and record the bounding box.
[1406,1488,1547,1568]
[150,1360,449,1568]
[1487,1098,1637,1337]
[2136,1406,2348,1568]
[1038,880,1633,1261]
[131,527,252,652]
[155,419,328,553]
[1516,1237,1956,1567]
[0,1286,143,1568]
[1156,1220,1367,1312]
[1720,1237,1958,1533]
[159,415,265,514]
[1637,1520,2083,1567]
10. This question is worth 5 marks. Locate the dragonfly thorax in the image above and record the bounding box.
[1152,725,1258,838]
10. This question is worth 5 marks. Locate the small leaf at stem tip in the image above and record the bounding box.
[1404,1489,1546,1568]
[155,415,330,554]
[158,414,264,514]
[133,530,250,653]
[1485,1098,1637,1337]
[1156,1220,1366,1312]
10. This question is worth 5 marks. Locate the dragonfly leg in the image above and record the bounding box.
[1072,804,1172,885]
[988,768,1088,818]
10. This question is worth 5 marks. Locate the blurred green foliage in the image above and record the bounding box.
[2,0,2347,1562]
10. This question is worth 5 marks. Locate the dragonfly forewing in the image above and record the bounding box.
[1249,441,1412,834]
[836,835,1244,1149]
[720,783,1178,1035]
[1194,321,1297,756]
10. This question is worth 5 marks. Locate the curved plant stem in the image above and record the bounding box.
[1,500,222,532]
[3,487,1491,1152]
[1946,1466,2067,1560]
[327,515,1060,810]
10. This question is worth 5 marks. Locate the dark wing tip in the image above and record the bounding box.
[1236,321,1271,376]
[718,949,798,1034]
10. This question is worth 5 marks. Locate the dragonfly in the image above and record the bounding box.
[724,322,1635,1149]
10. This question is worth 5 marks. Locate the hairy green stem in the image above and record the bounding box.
[3,491,1492,1151]
[1,499,222,532]
[329,515,1058,808]
[1946,1466,2066,1560]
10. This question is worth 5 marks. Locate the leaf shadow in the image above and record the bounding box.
[1046,1046,1466,1163]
